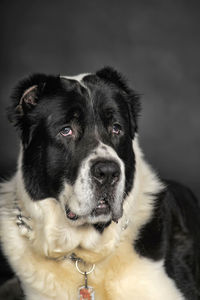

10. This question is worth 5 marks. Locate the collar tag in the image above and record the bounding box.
[76,260,95,299]
[78,286,95,300]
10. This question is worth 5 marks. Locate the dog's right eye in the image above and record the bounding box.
[60,127,73,137]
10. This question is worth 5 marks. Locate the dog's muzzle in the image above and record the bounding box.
[65,159,123,223]
[90,159,121,218]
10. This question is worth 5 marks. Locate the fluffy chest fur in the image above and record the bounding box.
[0,206,183,300]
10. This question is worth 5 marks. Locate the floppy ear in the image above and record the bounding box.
[7,74,54,149]
[16,85,38,114]
[96,66,141,138]
[8,74,51,128]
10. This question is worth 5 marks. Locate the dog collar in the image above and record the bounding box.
[15,198,129,236]
[52,253,96,299]
[15,202,33,234]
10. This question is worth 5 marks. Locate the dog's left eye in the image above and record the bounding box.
[112,123,121,135]
[60,127,73,137]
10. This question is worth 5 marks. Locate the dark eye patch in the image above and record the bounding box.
[104,108,115,120]
[73,111,80,119]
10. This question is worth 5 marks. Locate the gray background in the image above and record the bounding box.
[0,0,199,197]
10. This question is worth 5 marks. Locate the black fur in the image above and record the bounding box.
[96,67,141,135]
[135,181,200,299]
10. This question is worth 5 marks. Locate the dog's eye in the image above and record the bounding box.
[112,123,121,135]
[60,127,73,137]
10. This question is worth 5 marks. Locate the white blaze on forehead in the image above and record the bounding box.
[60,73,91,88]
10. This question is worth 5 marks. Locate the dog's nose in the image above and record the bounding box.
[91,160,120,185]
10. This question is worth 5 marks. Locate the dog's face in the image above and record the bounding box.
[9,67,140,228]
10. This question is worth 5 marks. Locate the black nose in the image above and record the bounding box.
[91,160,120,185]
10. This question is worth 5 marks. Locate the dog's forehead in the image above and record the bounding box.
[59,73,118,109]
[60,73,91,89]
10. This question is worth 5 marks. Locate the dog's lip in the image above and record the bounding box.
[65,199,111,221]
[65,208,79,221]
[92,199,110,216]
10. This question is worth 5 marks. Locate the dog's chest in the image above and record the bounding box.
[90,247,183,300]
[24,245,184,300]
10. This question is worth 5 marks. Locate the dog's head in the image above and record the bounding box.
[9,67,140,228]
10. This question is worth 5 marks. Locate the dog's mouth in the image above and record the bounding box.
[65,199,111,221]
[92,199,111,216]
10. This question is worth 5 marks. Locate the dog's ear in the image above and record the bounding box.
[16,84,39,114]
[96,66,141,138]
[8,74,49,127]
[96,66,131,92]
[8,74,60,148]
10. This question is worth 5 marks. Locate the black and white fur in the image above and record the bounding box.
[0,67,199,299]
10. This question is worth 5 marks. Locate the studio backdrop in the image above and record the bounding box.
[0,0,199,197]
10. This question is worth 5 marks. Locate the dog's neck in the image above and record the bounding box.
[13,192,131,263]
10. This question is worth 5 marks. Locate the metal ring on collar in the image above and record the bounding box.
[75,260,95,275]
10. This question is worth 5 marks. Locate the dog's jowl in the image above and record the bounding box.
[0,67,200,299]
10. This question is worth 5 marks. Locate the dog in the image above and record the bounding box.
[0,67,200,300]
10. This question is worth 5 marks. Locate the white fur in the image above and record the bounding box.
[0,136,184,299]
[60,73,91,89]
